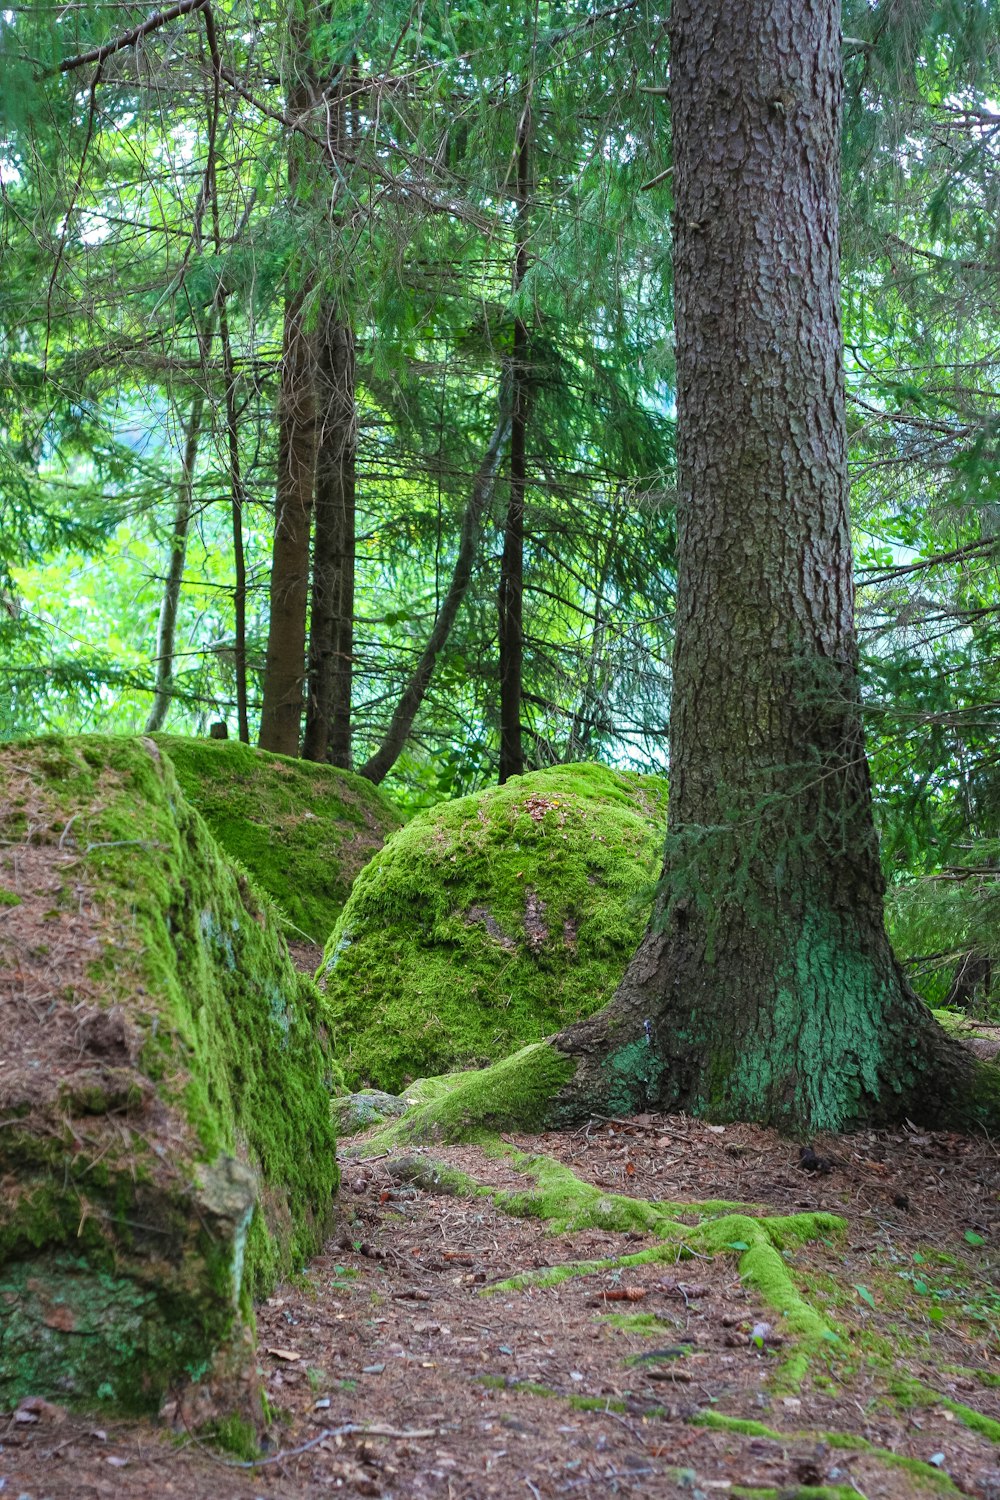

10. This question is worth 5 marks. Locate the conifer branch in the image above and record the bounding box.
[55,0,208,74]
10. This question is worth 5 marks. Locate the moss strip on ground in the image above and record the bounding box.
[695,1411,959,1493]
[356,1132,845,1389]
[891,1374,1000,1443]
[731,1488,860,1500]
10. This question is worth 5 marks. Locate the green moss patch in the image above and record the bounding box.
[357,1043,578,1147]
[0,734,338,1423]
[695,1411,959,1493]
[319,763,667,1090]
[155,735,403,942]
[891,1374,1000,1443]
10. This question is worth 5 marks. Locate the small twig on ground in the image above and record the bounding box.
[185,1422,438,1469]
[81,840,169,855]
[58,814,80,849]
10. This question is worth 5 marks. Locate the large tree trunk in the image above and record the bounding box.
[497,104,531,785]
[358,391,512,786]
[303,300,356,767]
[144,388,204,733]
[546,0,974,1132]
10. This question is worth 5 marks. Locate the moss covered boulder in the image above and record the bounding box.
[319,763,668,1091]
[0,735,338,1432]
[155,735,403,942]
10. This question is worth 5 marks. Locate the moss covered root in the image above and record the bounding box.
[891,1375,1000,1443]
[0,734,339,1423]
[364,1136,843,1388]
[319,763,668,1089]
[356,1042,578,1145]
[155,734,402,942]
[695,1412,960,1493]
[487,1195,843,1389]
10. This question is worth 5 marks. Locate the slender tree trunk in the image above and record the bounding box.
[144,389,204,733]
[258,285,315,755]
[544,0,973,1133]
[303,300,356,766]
[258,34,318,757]
[218,299,250,743]
[359,390,512,785]
[303,74,356,768]
[565,497,621,761]
[497,105,531,784]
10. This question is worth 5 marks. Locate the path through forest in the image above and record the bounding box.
[3,1111,999,1499]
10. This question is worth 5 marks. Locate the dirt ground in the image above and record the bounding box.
[4,1109,999,1500]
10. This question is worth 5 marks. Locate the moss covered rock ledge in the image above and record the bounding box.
[319,763,668,1091]
[0,735,338,1439]
[155,734,403,943]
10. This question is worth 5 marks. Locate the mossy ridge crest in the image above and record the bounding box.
[0,733,338,1420]
[319,762,668,1091]
[155,733,402,943]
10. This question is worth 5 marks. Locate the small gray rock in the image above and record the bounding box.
[333,1090,408,1135]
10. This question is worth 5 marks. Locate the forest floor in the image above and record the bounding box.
[3,1103,1000,1499]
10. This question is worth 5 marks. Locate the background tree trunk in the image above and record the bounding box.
[218,297,250,744]
[303,299,356,766]
[303,71,355,768]
[498,103,531,784]
[258,283,315,755]
[258,28,319,757]
[144,388,204,733]
[359,390,512,785]
[549,0,971,1132]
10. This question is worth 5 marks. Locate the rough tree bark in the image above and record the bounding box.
[543,0,980,1132]
[303,71,356,769]
[258,28,318,757]
[358,391,512,786]
[497,103,531,785]
[303,300,356,766]
[258,285,315,755]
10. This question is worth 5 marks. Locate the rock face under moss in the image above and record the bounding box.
[155,735,403,943]
[319,763,668,1092]
[0,735,338,1428]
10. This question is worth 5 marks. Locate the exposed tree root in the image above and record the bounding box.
[369,1140,843,1390]
[696,1411,961,1494]
[890,1374,1000,1444]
